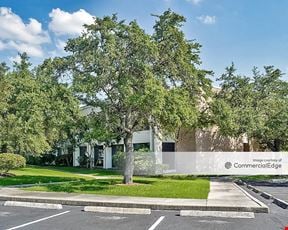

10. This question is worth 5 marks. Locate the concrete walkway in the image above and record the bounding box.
[0,181,268,213]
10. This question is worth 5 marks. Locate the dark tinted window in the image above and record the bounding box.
[162,143,175,152]
[79,146,87,156]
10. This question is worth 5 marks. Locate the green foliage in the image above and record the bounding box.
[0,54,80,155]
[0,153,26,173]
[63,10,211,183]
[134,151,157,175]
[77,155,90,168]
[36,58,80,147]
[112,148,166,175]
[212,63,288,151]
[112,151,125,170]
[55,154,73,166]
[26,153,56,166]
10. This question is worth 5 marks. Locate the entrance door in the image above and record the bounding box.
[162,143,175,170]
[94,145,104,167]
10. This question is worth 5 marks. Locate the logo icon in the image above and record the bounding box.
[225,162,232,169]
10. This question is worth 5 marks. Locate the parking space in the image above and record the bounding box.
[0,201,72,230]
[0,202,162,230]
[0,198,287,230]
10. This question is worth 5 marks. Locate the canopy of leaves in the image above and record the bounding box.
[64,10,212,143]
[0,53,79,155]
[212,63,288,151]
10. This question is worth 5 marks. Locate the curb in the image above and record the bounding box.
[260,192,273,200]
[4,201,63,210]
[84,206,151,215]
[233,183,269,213]
[273,198,288,209]
[0,195,268,213]
[236,179,288,209]
[180,210,255,219]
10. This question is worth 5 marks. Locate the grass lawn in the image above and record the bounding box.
[1,166,210,199]
[25,175,210,199]
[0,165,119,186]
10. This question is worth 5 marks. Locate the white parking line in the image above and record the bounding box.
[148,216,165,230]
[5,210,70,230]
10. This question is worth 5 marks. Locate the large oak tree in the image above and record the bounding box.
[65,10,211,184]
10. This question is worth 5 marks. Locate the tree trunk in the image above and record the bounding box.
[123,133,134,184]
[243,143,250,152]
[89,144,93,169]
[274,139,281,152]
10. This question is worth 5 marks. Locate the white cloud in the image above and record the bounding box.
[27,18,43,35]
[0,40,44,58]
[0,7,50,57]
[0,7,50,45]
[0,40,4,50]
[48,39,68,58]
[197,15,216,25]
[48,8,94,36]
[187,0,203,5]
[7,41,44,57]
[55,39,66,51]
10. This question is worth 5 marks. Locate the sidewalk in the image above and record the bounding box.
[0,181,268,213]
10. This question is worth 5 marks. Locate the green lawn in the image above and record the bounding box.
[0,166,119,186]
[1,166,210,199]
[26,175,210,199]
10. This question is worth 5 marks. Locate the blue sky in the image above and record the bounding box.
[1,0,288,81]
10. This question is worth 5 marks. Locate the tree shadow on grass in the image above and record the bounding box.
[44,179,118,193]
[43,179,155,193]
[0,175,82,186]
[147,175,209,181]
[44,166,121,176]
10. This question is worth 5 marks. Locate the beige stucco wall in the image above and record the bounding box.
[195,126,243,151]
[176,126,244,152]
[175,128,197,151]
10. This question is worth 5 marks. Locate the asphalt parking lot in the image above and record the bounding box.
[0,193,287,230]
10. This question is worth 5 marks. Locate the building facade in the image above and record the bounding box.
[72,127,175,169]
[62,106,250,169]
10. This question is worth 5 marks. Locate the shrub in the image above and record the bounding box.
[134,151,155,175]
[77,154,89,168]
[26,153,56,166]
[55,153,73,166]
[25,155,41,165]
[0,153,26,174]
[112,151,125,170]
[41,153,56,165]
[112,148,166,175]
